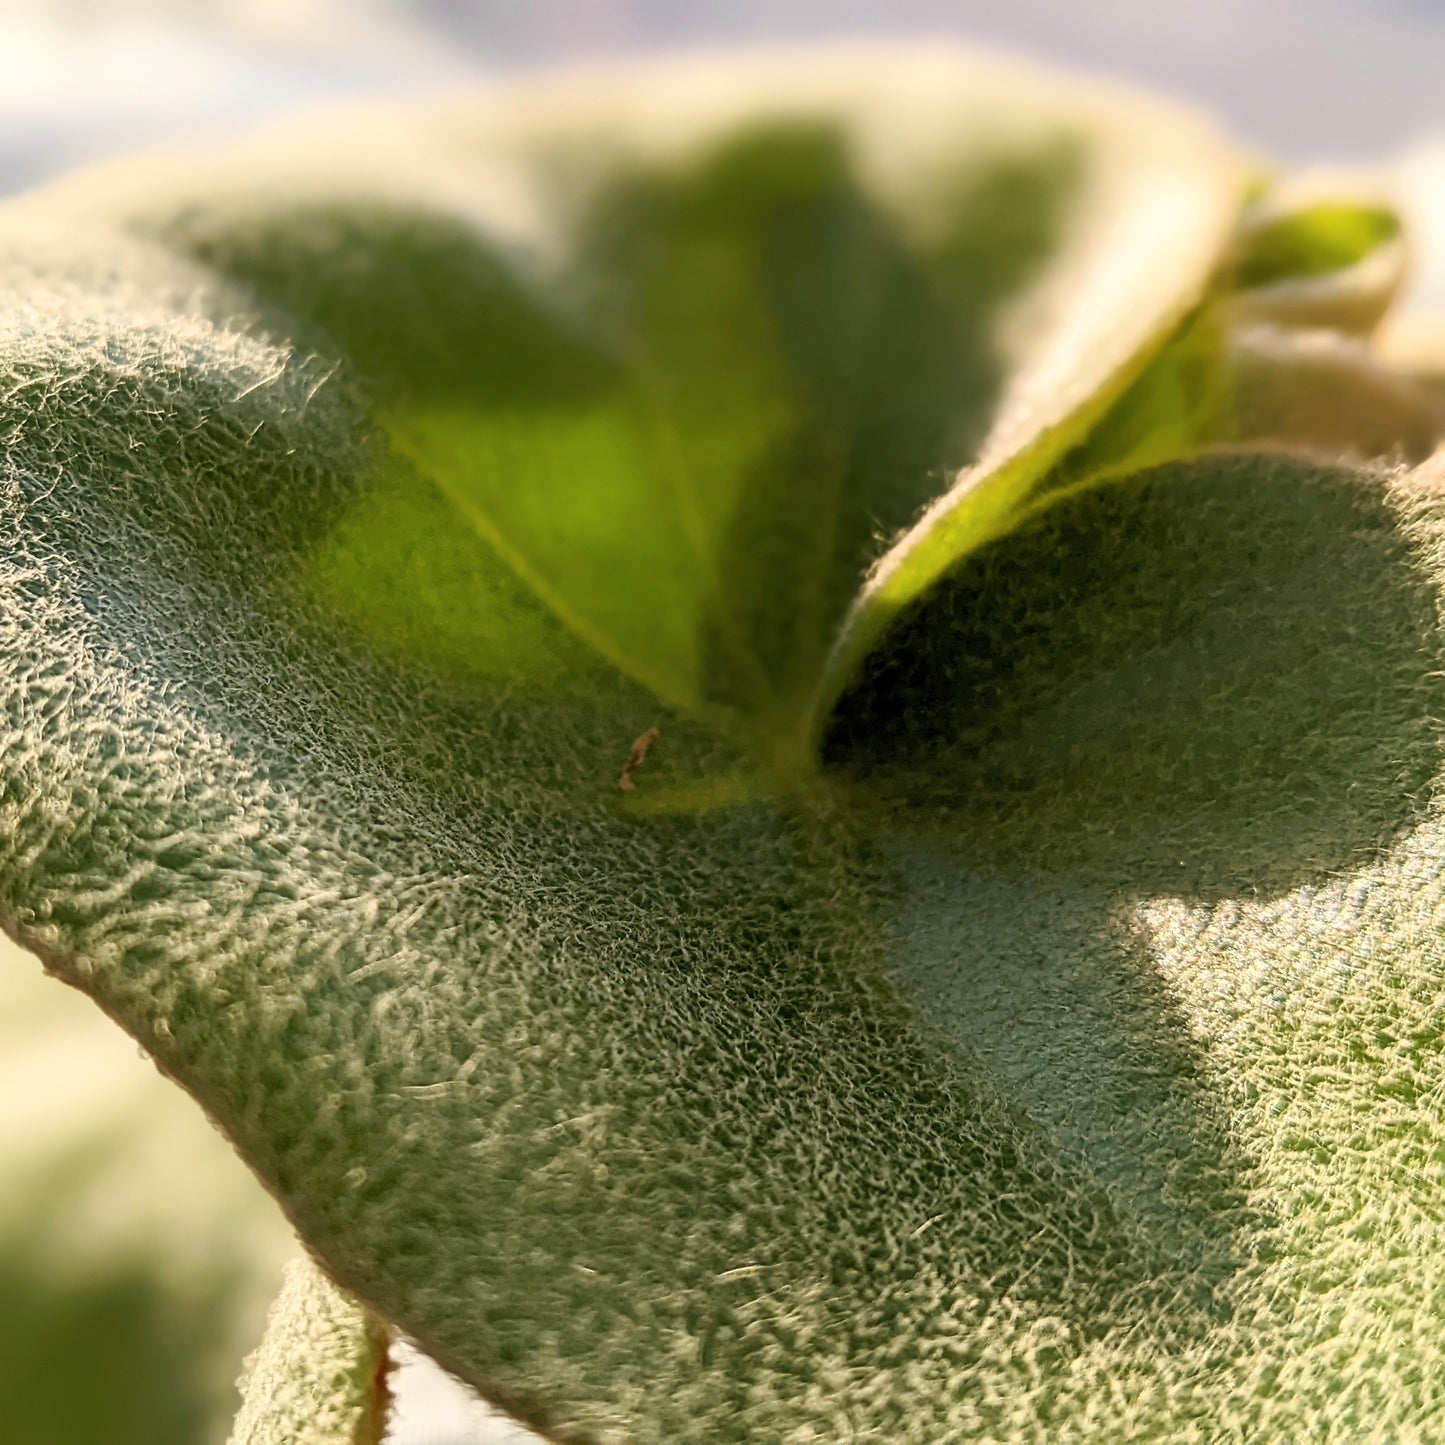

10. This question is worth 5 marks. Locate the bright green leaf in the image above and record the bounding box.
[1228,177,1408,336]
[1235,201,1400,287]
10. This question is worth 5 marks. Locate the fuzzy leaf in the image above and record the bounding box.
[230,1257,390,1445]
[817,450,1445,1441]
[26,44,1246,765]
[5,45,1444,1445]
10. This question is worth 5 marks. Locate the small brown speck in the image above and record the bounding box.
[619,727,660,791]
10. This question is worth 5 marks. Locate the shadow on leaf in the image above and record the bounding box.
[825,452,1444,1359]
[163,121,1078,729]
[828,454,1443,900]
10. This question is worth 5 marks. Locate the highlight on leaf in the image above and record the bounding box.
[229,1256,391,1445]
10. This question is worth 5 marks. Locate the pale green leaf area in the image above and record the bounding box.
[0,43,1443,1445]
[0,933,296,1445]
[1220,186,1439,459]
[1228,181,1410,338]
[231,1256,390,1445]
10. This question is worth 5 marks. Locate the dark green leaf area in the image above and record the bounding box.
[828,453,1440,900]
[823,454,1445,1429]
[1234,202,1401,289]
[0,274,1254,1441]
[161,122,1079,740]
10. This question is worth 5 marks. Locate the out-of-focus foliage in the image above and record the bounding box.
[0,935,294,1444]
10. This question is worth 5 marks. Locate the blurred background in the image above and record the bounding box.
[7,0,1445,191]
[4,3,1445,1444]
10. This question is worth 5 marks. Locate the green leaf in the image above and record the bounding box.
[28,44,1246,767]
[1235,200,1399,288]
[230,1258,390,1445]
[3,45,1443,1445]
[1228,178,1408,336]
[0,935,295,1445]
[819,450,1445,1440]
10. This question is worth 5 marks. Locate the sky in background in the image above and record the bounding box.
[3,0,1445,189]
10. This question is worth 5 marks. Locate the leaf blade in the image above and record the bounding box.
[26,45,1248,754]
[12,49,1445,1445]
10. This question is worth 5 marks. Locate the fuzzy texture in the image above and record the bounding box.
[23,44,1245,758]
[231,1256,391,1445]
[1,47,1442,1445]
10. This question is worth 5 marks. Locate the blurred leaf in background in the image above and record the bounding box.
[0,934,295,1445]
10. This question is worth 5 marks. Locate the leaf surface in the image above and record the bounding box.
[5,45,1445,1445]
[820,450,1445,1440]
[230,1257,390,1445]
[28,45,1245,764]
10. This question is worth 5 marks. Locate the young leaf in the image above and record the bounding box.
[1230,321,1442,459]
[1228,175,1407,335]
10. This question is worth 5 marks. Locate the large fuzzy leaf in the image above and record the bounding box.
[6,44,1444,1445]
[25,44,1245,765]
[819,451,1445,1440]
